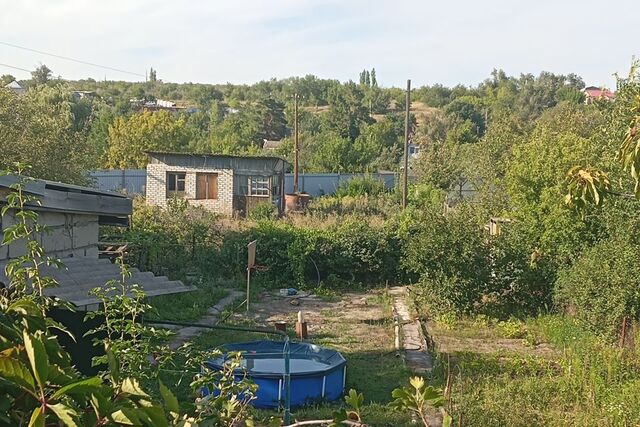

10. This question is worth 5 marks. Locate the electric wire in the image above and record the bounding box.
[0,41,144,77]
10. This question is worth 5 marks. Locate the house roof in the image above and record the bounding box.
[4,80,22,89]
[262,140,283,150]
[0,175,132,226]
[583,86,615,100]
[146,151,288,163]
[0,257,195,309]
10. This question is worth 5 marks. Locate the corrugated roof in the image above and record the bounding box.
[0,257,195,309]
[0,175,132,221]
[146,151,288,163]
[4,80,22,89]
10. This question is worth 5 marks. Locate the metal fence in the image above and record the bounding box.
[89,170,397,197]
[89,169,147,195]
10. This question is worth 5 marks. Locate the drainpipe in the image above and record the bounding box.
[144,319,292,424]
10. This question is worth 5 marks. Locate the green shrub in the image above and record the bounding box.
[335,175,387,198]
[248,202,278,221]
[555,237,640,341]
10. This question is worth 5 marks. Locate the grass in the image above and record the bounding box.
[426,314,640,426]
[147,277,231,322]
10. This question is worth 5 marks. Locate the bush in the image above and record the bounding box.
[555,237,640,342]
[248,202,279,221]
[401,205,491,315]
[335,175,387,198]
[217,218,402,288]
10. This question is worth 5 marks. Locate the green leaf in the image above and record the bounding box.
[442,409,453,427]
[0,356,36,393]
[48,403,79,427]
[52,377,103,399]
[121,377,149,397]
[28,406,44,427]
[109,408,141,425]
[106,346,120,384]
[159,380,180,414]
[140,406,169,427]
[23,330,48,388]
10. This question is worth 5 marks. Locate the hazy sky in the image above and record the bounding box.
[1,0,637,88]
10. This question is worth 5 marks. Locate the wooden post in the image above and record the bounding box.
[402,79,411,209]
[246,267,250,313]
[293,93,299,194]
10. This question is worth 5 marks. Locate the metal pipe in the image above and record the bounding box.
[144,319,292,424]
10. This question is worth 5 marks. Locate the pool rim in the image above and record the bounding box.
[205,340,347,379]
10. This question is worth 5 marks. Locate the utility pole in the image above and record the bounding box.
[402,79,411,209]
[293,93,299,194]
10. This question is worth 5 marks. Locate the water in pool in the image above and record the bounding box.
[240,357,329,374]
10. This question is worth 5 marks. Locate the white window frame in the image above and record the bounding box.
[248,176,270,197]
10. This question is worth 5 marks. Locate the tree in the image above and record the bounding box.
[371,68,378,87]
[505,102,606,260]
[106,111,191,168]
[0,85,92,183]
[31,64,52,85]
[149,67,157,82]
[324,81,372,140]
[0,73,15,86]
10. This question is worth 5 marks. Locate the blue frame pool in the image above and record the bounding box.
[206,340,347,409]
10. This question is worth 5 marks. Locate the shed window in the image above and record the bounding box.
[167,172,186,197]
[248,176,270,197]
[196,173,218,200]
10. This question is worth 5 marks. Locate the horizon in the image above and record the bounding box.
[1,0,638,89]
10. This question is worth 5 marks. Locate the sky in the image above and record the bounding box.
[0,0,638,88]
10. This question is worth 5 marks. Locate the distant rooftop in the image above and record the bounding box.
[4,80,22,89]
[583,86,615,100]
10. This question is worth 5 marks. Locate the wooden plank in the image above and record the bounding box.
[208,173,218,199]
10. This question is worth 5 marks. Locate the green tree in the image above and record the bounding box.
[0,85,92,183]
[1,73,15,86]
[324,81,372,140]
[106,111,191,168]
[31,64,52,85]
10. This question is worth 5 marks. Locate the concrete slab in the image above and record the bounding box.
[390,286,433,373]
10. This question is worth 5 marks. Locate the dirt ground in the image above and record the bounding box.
[240,290,394,354]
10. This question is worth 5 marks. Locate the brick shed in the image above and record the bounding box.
[145,152,289,217]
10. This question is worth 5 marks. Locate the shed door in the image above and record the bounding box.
[196,173,218,200]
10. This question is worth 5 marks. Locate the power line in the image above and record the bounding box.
[0,41,145,77]
[0,63,32,73]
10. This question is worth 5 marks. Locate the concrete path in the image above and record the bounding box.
[389,286,432,373]
[168,290,244,349]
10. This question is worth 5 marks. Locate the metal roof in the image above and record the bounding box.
[0,175,132,224]
[0,257,195,309]
[146,151,289,164]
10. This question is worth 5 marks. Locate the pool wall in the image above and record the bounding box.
[207,340,347,409]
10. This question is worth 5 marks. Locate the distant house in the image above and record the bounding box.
[72,90,97,100]
[583,86,615,104]
[4,80,25,95]
[263,140,283,151]
[146,152,289,217]
[408,142,421,159]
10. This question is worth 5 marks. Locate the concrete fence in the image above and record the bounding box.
[89,170,397,197]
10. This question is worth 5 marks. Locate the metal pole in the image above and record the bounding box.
[246,267,250,313]
[293,93,299,194]
[402,79,411,209]
[283,336,292,424]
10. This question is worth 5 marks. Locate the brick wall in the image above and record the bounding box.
[146,163,234,216]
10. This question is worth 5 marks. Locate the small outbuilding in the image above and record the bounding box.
[145,151,289,217]
[0,175,193,310]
